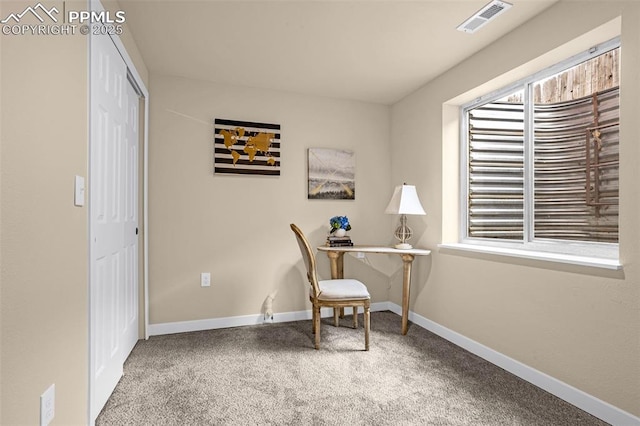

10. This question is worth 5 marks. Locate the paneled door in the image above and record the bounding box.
[89,31,139,422]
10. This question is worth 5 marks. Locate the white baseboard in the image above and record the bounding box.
[385,302,640,426]
[147,302,390,336]
[148,302,638,425]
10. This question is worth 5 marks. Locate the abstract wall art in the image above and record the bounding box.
[308,148,355,200]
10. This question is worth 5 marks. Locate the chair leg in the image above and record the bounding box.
[311,304,316,334]
[364,305,370,351]
[314,305,321,350]
[352,306,358,329]
[333,307,339,327]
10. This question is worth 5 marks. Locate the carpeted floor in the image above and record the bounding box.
[97,311,608,425]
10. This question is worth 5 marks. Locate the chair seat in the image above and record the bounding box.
[314,279,370,300]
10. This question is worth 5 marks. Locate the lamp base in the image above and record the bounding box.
[394,243,413,250]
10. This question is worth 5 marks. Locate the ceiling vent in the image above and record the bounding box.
[457,0,513,34]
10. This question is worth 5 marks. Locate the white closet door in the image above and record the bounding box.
[121,72,139,362]
[90,32,139,422]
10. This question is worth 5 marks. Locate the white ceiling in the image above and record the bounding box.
[118,0,558,105]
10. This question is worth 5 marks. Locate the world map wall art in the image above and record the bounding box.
[308,148,355,200]
[214,118,281,176]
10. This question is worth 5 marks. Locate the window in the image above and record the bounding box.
[461,39,620,261]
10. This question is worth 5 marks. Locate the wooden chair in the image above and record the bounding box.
[290,223,370,350]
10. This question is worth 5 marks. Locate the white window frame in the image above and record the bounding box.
[457,37,621,268]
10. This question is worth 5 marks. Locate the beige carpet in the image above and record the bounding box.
[97,311,608,425]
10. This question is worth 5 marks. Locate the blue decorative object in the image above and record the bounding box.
[329,216,351,234]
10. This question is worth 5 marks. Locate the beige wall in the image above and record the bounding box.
[391,1,639,416]
[0,0,148,423]
[148,74,393,324]
[0,1,89,424]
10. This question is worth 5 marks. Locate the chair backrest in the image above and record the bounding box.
[290,224,320,299]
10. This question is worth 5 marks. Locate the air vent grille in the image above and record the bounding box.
[464,17,487,32]
[457,0,513,34]
[479,4,505,19]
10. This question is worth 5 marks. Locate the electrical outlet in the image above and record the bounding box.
[201,272,211,287]
[356,252,366,259]
[40,384,55,426]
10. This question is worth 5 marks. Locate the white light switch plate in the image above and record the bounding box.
[74,175,85,206]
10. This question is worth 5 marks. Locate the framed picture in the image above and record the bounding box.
[308,148,355,200]
[214,118,281,176]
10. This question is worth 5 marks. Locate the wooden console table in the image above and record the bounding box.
[317,245,431,335]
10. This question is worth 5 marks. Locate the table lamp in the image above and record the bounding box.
[384,184,426,249]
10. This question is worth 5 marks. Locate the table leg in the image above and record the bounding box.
[326,251,346,319]
[400,253,415,335]
[326,251,344,279]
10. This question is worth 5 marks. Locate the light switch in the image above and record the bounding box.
[74,176,85,207]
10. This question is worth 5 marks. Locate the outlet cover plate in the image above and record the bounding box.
[201,272,211,287]
[40,384,55,426]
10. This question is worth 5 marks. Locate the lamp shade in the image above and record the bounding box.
[384,184,426,215]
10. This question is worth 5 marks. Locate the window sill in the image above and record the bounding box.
[438,243,622,271]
